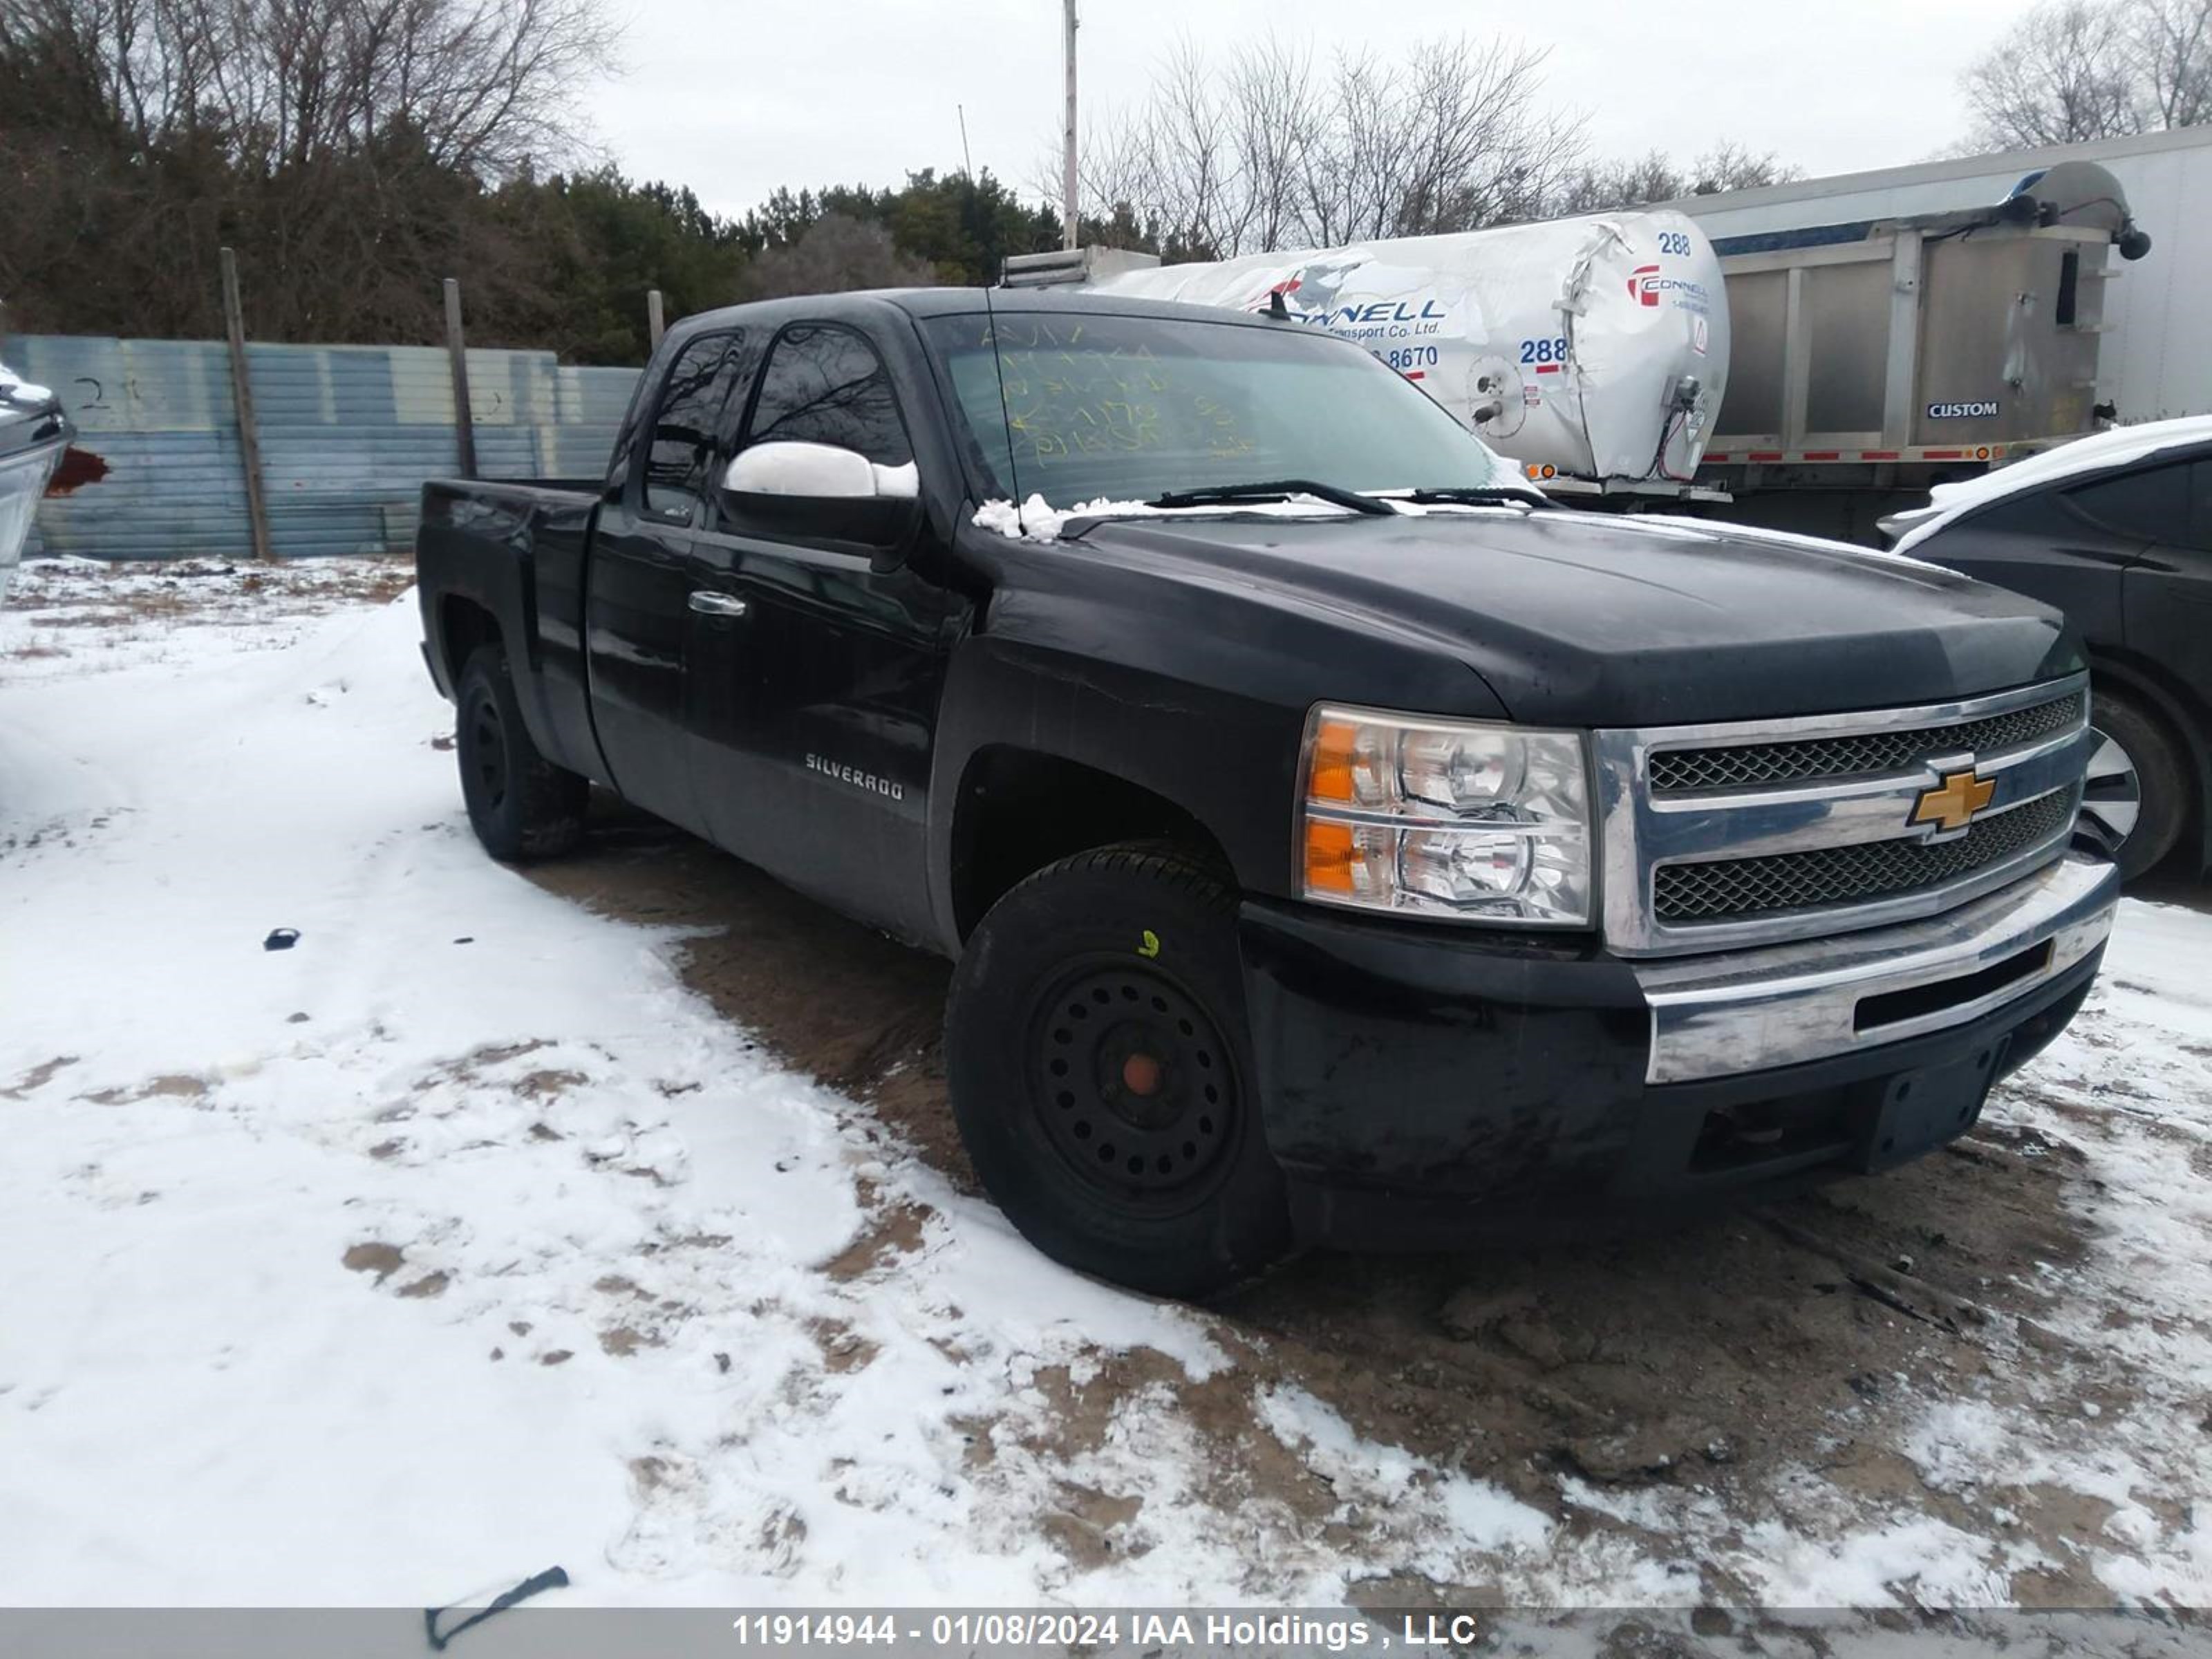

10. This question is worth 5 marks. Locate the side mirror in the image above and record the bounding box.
[723,441,919,501]
[721,441,921,567]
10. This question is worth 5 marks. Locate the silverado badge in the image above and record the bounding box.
[1911,768,1996,836]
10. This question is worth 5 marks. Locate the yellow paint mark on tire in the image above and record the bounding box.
[1138,929,1161,959]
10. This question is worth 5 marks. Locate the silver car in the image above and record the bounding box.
[0,366,70,609]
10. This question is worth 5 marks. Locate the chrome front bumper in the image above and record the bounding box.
[1633,852,2119,1085]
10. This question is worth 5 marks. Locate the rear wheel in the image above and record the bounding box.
[2081,686,2188,881]
[944,844,1293,1299]
[456,644,588,862]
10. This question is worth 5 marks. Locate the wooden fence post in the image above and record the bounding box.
[647,289,666,352]
[218,246,276,563]
[444,277,477,479]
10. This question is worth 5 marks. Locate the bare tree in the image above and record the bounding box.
[731,215,936,302]
[2129,0,2212,126]
[0,0,617,177]
[1552,142,1799,215]
[1370,37,1585,236]
[1550,151,1680,218]
[1223,35,1316,255]
[1966,0,2144,144]
[1054,31,1587,259]
[1142,41,1244,257]
[1961,0,2212,147]
[1683,141,1800,196]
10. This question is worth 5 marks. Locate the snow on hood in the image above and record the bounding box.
[974,493,1365,541]
[1892,415,2212,555]
[974,496,1125,542]
[972,490,1538,543]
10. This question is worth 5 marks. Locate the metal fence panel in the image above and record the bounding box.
[8,333,643,561]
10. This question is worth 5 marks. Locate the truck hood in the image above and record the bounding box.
[1067,507,2082,727]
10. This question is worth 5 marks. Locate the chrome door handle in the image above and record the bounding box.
[688,590,749,618]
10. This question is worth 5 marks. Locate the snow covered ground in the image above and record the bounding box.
[2,556,2210,1623]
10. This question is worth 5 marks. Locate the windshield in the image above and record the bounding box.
[921,309,1528,509]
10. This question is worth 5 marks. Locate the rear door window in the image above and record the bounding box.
[2186,460,2212,554]
[2061,460,2193,546]
[641,332,744,521]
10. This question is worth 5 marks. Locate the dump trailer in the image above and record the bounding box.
[1676,127,2210,425]
[1006,211,1731,497]
[1685,160,2155,543]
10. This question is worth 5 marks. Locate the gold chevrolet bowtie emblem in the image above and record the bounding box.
[1911,769,1996,834]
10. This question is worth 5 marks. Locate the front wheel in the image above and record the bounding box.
[456,644,589,862]
[2081,686,2188,881]
[944,845,1293,1299]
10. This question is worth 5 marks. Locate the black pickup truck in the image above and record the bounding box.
[415,288,2119,1297]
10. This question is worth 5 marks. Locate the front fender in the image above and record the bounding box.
[922,529,1515,951]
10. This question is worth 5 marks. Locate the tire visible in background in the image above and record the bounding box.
[944,843,1293,1299]
[2083,685,2189,881]
[456,643,589,862]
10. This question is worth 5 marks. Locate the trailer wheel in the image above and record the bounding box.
[944,843,1293,1299]
[456,644,588,862]
[2081,685,2187,880]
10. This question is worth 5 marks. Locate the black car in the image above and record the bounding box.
[1881,427,2212,881]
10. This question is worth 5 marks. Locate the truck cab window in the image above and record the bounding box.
[742,325,912,468]
[643,332,742,519]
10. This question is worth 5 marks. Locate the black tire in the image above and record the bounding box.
[2083,685,2189,881]
[456,643,588,862]
[945,844,1294,1299]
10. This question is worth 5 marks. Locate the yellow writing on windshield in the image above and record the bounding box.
[980,319,1254,469]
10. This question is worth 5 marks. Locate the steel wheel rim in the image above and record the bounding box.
[1025,957,1238,1205]
[2079,726,2141,857]
[469,692,510,812]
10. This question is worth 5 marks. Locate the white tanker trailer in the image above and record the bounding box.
[1004,211,1730,494]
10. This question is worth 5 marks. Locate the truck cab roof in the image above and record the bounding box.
[657,285,1300,351]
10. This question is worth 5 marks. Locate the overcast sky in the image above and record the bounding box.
[589,0,2027,222]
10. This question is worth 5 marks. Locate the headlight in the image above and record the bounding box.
[1297,705,1593,925]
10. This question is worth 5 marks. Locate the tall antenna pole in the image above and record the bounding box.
[1060,0,1080,249]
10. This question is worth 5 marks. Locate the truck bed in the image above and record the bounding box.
[415,476,604,783]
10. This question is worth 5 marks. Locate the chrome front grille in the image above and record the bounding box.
[1652,786,2080,924]
[1647,692,2086,794]
[1593,675,2094,957]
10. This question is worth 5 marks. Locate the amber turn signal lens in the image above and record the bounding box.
[1304,819,1358,894]
[1306,719,1361,803]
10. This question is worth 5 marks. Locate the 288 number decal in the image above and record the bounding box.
[1519,337,1569,365]
[1656,231,1693,256]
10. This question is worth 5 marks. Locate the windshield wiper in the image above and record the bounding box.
[1393,486,1550,509]
[1147,478,1396,518]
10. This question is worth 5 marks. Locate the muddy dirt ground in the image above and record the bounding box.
[535,792,2207,1611]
